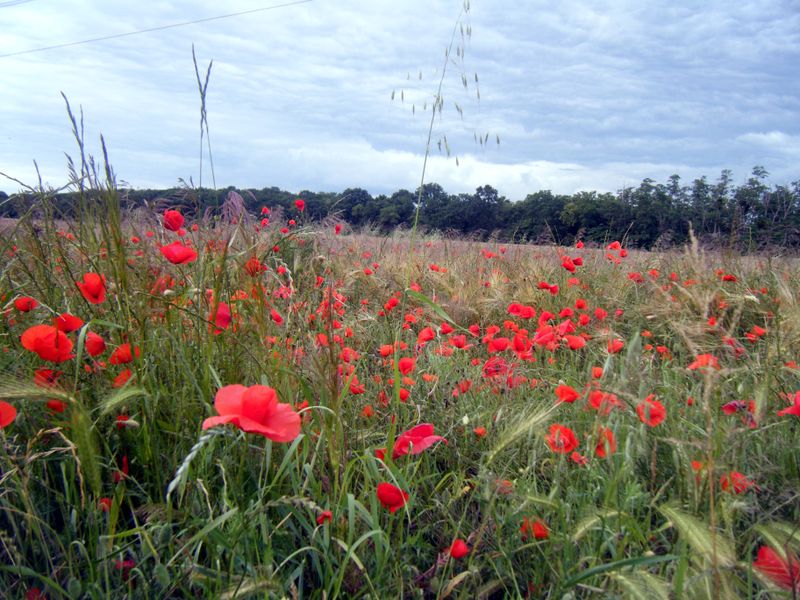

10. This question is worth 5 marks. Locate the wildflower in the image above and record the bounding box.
[637,395,666,427]
[14,296,38,312]
[720,471,755,494]
[448,538,469,559]
[202,384,301,442]
[114,558,136,582]
[397,357,415,375]
[163,209,185,231]
[244,256,264,277]
[47,399,67,413]
[316,510,333,525]
[595,427,616,458]
[76,273,107,304]
[494,479,514,495]
[109,343,140,365]
[752,545,800,591]
[545,424,578,454]
[473,426,487,438]
[294,199,305,212]
[607,338,624,354]
[376,482,409,513]
[391,423,446,459]
[777,391,800,417]
[113,369,132,388]
[564,335,586,350]
[555,384,580,403]
[520,517,549,541]
[687,354,720,371]
[55,313,83,332]
[571,451,589,465]
[0,400,16,428]
[21,324,74,363]
[452,379,472,397]
[85,331,106,357]
[417,327,435,346]
[209,301,232,334]
[159,242,198,264]
[98,497,112,512]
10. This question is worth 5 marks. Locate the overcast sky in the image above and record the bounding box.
[1,0,799,199]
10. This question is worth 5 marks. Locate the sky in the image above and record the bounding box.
[1,0,799,200]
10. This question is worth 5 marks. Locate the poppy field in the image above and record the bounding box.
[1,188,800,599]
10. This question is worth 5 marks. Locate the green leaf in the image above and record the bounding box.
[406,289,455,324]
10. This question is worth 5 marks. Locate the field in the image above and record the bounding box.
[1,191,799,599]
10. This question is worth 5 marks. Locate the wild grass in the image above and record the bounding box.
[1,169,799,599]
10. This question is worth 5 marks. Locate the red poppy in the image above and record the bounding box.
[202,384,301,442]
[85,331,106,357]
[473,426,487,437]
[113,369,132,388]
[55,313,84,332]
[720,471,755,494]
[637,396,666,427]
[316,510,333,525]
[160,242,198,264]
[21,324,74,363]
[448,538,469,559]
[545,424,578,454]
[109,343,140,365]
[778,391,800,417]
[595,427,616,458]
[294,199,306,212]
[244,256,264,277]
[33,368,61,387]
[687,354,720,371]
[397,357,415,375]
[607,338,624,354]
[520,517,549,541]
[76,273,107,304]
[376,482,409,513]
[753,545,800,591]
[45,399,66,413]
[417,327,435,346]
[391,423,446,459]
[564,335,586,350]
[0,400,16,428]
[14,296,38,312]
[163,209,185,231]
[555,384,580,403]
[209,301,232,334]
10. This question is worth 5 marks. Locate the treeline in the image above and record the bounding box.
[2,166,799,250]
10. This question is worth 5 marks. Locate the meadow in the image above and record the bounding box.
[0,184,799,599]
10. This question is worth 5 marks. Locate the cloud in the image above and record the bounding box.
[0,0,798,196]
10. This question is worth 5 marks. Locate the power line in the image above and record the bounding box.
[0,0,313,59]
[0,0,36,8]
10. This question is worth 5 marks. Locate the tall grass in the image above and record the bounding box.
[1,157,799,597]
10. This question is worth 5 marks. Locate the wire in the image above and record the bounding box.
[0,0,35,7]
[0,0,313,59]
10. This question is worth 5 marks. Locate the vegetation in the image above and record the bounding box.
[0,159,799,598]
[3,165,798,252]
